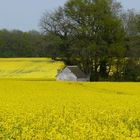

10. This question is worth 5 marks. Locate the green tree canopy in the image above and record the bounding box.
[40,0,125,81]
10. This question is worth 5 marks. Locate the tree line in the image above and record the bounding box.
[0,30,46,57]
[0,0,140,81]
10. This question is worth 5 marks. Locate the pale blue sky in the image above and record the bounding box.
[0,0,139,31]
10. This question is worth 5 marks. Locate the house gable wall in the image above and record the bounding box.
[56,67,77,81]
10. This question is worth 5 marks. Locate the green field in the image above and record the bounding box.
[0,58,140,139]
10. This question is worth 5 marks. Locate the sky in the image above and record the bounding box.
[0,0,139,31]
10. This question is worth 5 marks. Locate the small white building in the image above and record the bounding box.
[56,66,90,81]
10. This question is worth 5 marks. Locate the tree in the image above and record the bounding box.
[120,10,140,81]
[40,0,125,81]
[40,8,74,63]
[121,9,140,36]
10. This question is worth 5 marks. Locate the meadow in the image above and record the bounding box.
[0,58,140,139]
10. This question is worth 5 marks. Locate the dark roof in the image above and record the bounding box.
[67,66,87,78]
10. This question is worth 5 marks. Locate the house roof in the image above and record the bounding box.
[67,66,87,78]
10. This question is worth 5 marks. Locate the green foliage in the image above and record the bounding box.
[0,29,45,57]
[40,0,125,81]
[124,59,140,81]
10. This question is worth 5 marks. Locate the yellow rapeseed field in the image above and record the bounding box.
[0,58,64,80]
[0,58,140,139]
[0,81,140,139]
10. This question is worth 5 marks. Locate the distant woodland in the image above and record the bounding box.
[0,0,140,81]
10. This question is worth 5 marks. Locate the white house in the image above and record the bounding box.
[56,66,90,81]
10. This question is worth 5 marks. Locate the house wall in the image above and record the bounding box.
[56,68,77,81]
